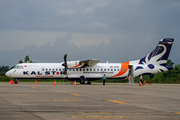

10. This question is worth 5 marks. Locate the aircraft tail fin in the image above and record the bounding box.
[138,38,174,66]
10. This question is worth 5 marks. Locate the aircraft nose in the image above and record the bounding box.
[5,71,11,77]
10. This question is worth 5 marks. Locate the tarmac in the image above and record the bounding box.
[0,82,180,120]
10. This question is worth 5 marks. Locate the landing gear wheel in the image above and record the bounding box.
[84,80,88,84]
[15,79,19,84]
[15,81,17,84]
[80,80,85,84]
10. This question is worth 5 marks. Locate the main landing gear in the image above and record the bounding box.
[79,80,91,84]
[79,76,91,84]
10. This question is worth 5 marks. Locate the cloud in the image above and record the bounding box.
[1,0,180,34]
[0,0,179,67]
[0,32,165,67]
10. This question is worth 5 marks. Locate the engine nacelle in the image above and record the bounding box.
[66,61,80,68]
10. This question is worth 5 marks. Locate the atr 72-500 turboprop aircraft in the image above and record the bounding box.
[6,38,174,84]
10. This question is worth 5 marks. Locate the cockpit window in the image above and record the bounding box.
[14,66,24,69]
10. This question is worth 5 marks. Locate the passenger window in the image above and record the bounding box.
[52,68,54,71]
[76,69,78,71]
[56,69,58,71]
[94,69,96,71]
[108,69,109,71]
[111,69,113,71]
[114,69,116,71]
[117,69,119,71]
[42,69,44,71]
[59,69,61,71]
[87,69,89,71]
[46,69,48,71]
[124,69,126,71]
[121,69,123,71]
[49,69,51,71]
[104,69,106,71]
[101,69,103,71]
[80,69,82,71]
[97,69,99,71]
[90,69,92,71]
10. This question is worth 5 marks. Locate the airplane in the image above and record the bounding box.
[6,38,174,84]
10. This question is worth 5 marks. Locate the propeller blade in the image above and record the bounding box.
[63,54,67,75]
[64,54,67,64]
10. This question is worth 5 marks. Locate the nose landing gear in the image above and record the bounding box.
[14,79,19,84]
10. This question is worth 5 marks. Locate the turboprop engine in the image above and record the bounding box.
[66,61,80,68]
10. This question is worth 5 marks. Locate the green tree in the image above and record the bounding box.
[19,55,35,64]
[24,55,30,63]
[29,60,33,63]
[0,66,9,76]
[19,60,23,63]
[174,64,180,70]
[166,59,174,67]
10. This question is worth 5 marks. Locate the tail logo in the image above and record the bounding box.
[139,44,167,66]
[135,41,172,73]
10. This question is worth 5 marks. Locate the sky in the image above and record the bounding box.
[0,0,180,67]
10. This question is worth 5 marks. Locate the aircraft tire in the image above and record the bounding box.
[80,80,85,84]
[15,81,17,84]
[84,80,88,84]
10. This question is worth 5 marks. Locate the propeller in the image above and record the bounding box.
[62,54,68,75]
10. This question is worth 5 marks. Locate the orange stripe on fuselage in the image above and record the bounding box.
[111,62,129,77]
[70,63,81,68]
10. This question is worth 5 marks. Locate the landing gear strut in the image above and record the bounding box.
[15,79,19,84]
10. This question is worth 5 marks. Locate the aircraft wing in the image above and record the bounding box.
[70,59,100,68]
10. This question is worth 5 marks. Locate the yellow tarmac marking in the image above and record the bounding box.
[31,87,37,88]
[107,100,128,104]
[84,116,90,118]
[71,116,124,119]
[52,99,84,101]
[175,112,180,114]
[71,116,78,118]
[71,94,83,96]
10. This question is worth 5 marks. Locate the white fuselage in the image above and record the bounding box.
[5,61,164,80]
